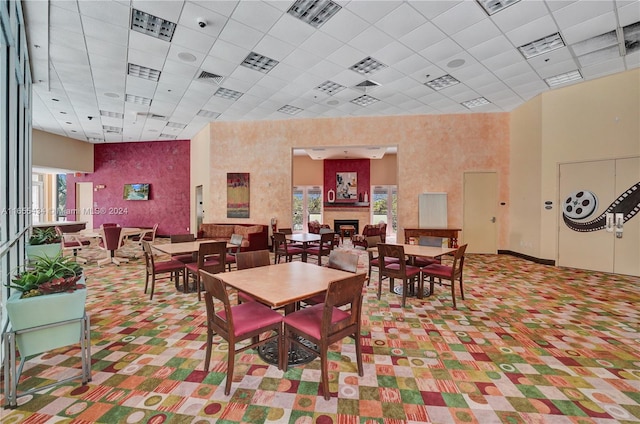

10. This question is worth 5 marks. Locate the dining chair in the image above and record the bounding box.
[302,250,360,306]
[304,231,335,266]
[97,226,129,266]
[185,241,227,300]
[169,233,197,264]
[278,228,304,249]
[225,233,243,271]
[366,235,399,285]
[55,226,90,264]
[273,232,304,264]
[420,244,468,309]
[200,270,283,395]
[377,243,421,307]
[283,272,367,400]
[142,241,185,300]
[130,223,158,248]
[410,236,444,267]
[234,249,271,304]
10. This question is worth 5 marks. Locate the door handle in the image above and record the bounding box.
[615,213,624,238]
[490,217,496,223]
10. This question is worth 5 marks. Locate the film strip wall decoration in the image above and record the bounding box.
[562,182,640,232]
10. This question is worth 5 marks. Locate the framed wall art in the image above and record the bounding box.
[227,172,250,218]
[336,172,357,200]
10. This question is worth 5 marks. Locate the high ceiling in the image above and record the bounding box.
[24,0,639,144]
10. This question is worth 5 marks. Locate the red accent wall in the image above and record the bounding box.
[66,140,190,236]
[324,159,370,203]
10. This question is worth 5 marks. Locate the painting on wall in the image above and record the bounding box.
[336,172,357,200]
[227,173,250,218]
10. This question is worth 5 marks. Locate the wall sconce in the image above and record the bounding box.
[94,184,106,191]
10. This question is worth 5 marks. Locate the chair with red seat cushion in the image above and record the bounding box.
[55,226,90,264]
[278,228,304,249]
[366,236,399,284]
[352,222,387,249]
[283,272,367,400]
[98,226,128,266]
[410,236,444,267]
[169,233,197,264]
[142,241,185,300]
[273,232,304,264]
[304,231,335,266]
[225,233,243,271]
[200,270,283,395]
[420,244,468,309]
[185,241,227,300]
[302,250,359,306]
[377,243,421,307]
[234,249,271,304]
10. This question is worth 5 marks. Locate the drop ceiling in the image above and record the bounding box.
[23,0,640,144]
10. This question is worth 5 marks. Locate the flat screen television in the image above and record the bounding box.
[123,183,150,200]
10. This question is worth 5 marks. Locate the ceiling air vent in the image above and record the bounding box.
[354,80,380,92]
[197,71,224,85]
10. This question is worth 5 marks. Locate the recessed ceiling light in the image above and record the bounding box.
[545,70,582,87]
[214,87,243,101]
[327,99,339,106]
[350,95,379,106]
[461,97,491,109]
[87,137,104,142]
[197,109,221,119]
[100,110,124,119]
[315,80,346,95]
[131,9,176,42]
[278,105,303,115]
[177,52,197,63]
[287,0,342,28]
[424,74,460,90]
[159,133,177,139]
[102,125,122,134]
[52,98,59,101]
[148,114,168,120]
[518,33,565,59]
[476,0,521,15]
[241,52,279,73]
[104,92,119,98]
[128,63,161,82]
[447,59,466,68]
[125,94,152,106]
[166,122,186,129]
[349,56,388,75]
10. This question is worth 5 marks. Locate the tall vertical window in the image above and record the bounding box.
[56,174,66,220]
[292,186,322,232]
[372,186,397,239]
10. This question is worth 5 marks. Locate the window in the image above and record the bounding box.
[372,186,397,239]
[293,186,322,232]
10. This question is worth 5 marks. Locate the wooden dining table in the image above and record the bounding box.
[285,233,320,262]
[210,261,364,366]
[152,240,233,256]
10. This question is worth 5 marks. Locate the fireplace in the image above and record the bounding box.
[334,219,359,235]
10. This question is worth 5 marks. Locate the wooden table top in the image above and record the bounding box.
[286,233,321,243]
[212,261,362,308]
[80,227,141,238]
[153,240,232,255]
[368,243,457,258]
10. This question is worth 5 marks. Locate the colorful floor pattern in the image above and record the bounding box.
[1,240,639,423]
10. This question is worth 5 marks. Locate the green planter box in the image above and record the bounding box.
[6,276,87,357]
[26,243,62,262]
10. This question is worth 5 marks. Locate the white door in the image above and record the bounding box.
[76,182,93,229]
[558,157,640,276]
[463,172,498,253]
[196,185,203,233]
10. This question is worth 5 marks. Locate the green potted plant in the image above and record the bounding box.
[26,227,62,261]
[5,253,87,357]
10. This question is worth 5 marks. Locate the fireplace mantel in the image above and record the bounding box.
[324,202,369,209]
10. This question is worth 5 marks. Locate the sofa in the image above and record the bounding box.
[197,223,268,252]
[352,222,387,249]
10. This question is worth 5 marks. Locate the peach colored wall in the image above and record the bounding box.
[33,130,94,172]
[196,113,510,248]
[371,154,397,185]
[510,69,640,262]
[293,155,323,186]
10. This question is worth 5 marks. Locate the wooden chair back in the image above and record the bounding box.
[327,250,358,273]
[377,243,409,280]
[171,233,195,243]
[235,249,271,270]
[198,241,227,274]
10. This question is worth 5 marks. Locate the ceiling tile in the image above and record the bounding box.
[171,26,217,53]
[372,41,415,67]
[349,25,395,54]
[128,31,171,59]
[552,0,615,29]
[467,35,515,62]
[561,12,617,45]
[217,19,264,51]
[451,18,501,50]
[618,1,640,27]
[177,2,226,38]
[298,30,344,58]
[268,14,316,47]
[399,22,447,53]
[431,1,486,35]
[375,3,427,39]
[319,7,369,41]
[505,15,559,47]
[327,44,368,69]
[344,0,402,24]
[253,34,296,61]
[78,0,130,27]
[490,0,549,34]
[231,0,282,33]
[408,0,462,20]
[131,0,185,22]
[420,38,464,64]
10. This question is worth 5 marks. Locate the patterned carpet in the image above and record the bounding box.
[1,239,639,423]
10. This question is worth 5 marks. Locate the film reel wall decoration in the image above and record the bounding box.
[562,182,640,232]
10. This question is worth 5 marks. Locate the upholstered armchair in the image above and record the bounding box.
[352,222,387,249]
[308,220,331,234]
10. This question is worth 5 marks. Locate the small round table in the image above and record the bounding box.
[339,225,355,244]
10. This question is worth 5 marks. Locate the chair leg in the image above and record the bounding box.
[319,342,330,400]
[204,326,213,372]
[144,270,150,294]
[225,344,235,395]
[401,279,407,308]
[430,276,435,296]
[451,278,457,309]
[459,276,464,300]
[355,332,363,376]
[377,273,382,300]
[149,276,155,300]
